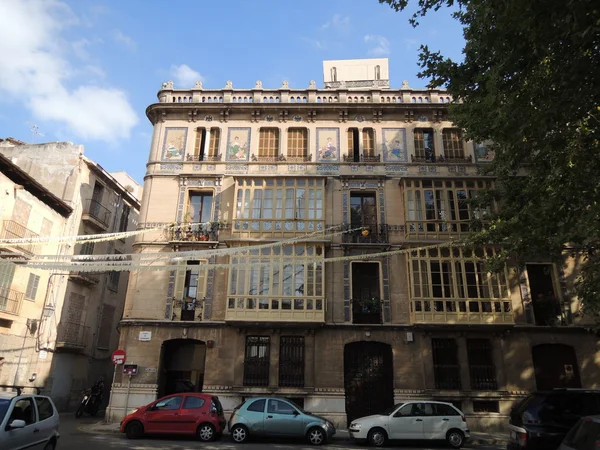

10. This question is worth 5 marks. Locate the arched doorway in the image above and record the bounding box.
[532,343,581,391]
[158,339,206,398]
[344,341,394,426]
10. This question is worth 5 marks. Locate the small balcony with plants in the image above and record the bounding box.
[351,298,383,324]
[165,220,221,244]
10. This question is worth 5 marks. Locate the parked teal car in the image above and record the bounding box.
[228,397,336,445]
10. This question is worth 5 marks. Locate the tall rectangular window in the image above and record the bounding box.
[108,250,121,292]
[432,338,461,389]
[243,336,270,386]
[25,274,40,301]
[188,192,213,223]
[362,128,375,157]
[194,127,207,159]
[350,192,377,228]
[208,128,220,157]
[442,129,464,159]
[258,128,279,158]
[287,128,308,158]
[118,204,130,232]
[97,304,116,349]
[79,240,95,255]
[414,128,435,161]
[467,339,497,390]
[347,128,359,161]
[279,336,305,387]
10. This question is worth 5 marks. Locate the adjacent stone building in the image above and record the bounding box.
[110,59,599,431]
[0,139,141,410]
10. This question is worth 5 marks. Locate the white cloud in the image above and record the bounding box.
[300,37,327,50]
[170,64,204,88]
[113,30,136,50]
[403,38,418,49]
[320,14,350,30]
[0,0,138,143]
[364,34,391,56]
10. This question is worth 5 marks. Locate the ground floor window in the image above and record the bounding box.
[279,336,305,387]
[432,338,461,389]
[243,336,270,386]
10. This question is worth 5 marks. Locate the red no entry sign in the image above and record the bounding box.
[111,349,126,365]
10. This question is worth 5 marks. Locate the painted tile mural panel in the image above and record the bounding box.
[474,142,495,163]
[316,128,340,162]
[226,127,251,162]
[382,128,407,162]
[162,127,188,161]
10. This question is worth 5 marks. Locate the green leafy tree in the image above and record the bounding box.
[380,0,600,313]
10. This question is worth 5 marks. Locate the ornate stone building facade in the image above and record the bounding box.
[110,59,599,431]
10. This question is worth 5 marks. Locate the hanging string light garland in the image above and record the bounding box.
[13,224,360,264]
[19,241,466,273]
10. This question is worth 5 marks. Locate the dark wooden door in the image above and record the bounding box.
[344,341,394,426]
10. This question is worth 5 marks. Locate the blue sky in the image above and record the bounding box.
[0,0,464,185]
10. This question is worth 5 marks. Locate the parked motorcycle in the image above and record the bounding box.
[75,379,104,418]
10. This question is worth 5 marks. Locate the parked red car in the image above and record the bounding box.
[120,393,226,441]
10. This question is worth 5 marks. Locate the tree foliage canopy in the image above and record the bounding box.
[381,0,600,312]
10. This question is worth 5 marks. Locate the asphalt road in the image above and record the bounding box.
[61,414,505,450]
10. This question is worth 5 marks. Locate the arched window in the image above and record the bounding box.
[375,65,381,80]
[331,67,337,82]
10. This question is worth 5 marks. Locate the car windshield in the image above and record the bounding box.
[381,403,405,415]
[0,399,10,423]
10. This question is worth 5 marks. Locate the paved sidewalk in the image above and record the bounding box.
[80,420,509,446]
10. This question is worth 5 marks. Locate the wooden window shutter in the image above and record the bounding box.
[173,259,187,300]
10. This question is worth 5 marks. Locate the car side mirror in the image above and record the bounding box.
[8,419,26,429]
[293,410,299,416]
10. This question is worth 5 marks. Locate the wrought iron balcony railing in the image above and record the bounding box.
[0,288,24,315]
[165,222,220,242]
[1,220,39,255]
[411,154,473,164]
[186,154,222,162]
[343,154,381,163]
[351,298,383,324]
[56,320,90,350]
[343,224,389,244]
[83,199,112,229]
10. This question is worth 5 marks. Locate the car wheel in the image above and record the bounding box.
[368,427,388,447]
[231,424,249,443]
[125,421,144,439]
[446,429,464,449]
[75,404,84,418]
[307,427,326,445]
[43,439,56,450]
[197,423,215,442]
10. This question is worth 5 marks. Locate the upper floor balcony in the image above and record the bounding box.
[82,199,112,230]
[165,222,220,244]
[342,153,382,163]
[342,224,389,245]
[69,271,100,286]
[351,298,383,324]
[410,298,514,324]
[56,320,90,352]
[0,288,24,315]
[225,296,325,323]
[0,220,39,256]
[186,153,222,162]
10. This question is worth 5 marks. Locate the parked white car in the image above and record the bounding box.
[0,387,60,450]
[558,416,600,450]
[348,401,470,448]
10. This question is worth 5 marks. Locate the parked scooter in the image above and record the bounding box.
[75,377,104,418]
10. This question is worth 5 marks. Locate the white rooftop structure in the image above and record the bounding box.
[323,58,390,89]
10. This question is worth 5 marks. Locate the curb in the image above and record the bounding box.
[79,423,509,446]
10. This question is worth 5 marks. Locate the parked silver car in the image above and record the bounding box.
[348,401,470,448]
[228,397,336,445]
[559,416,600,450]
[0,387,60,450]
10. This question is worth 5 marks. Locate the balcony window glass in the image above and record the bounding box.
[188,192,213,223]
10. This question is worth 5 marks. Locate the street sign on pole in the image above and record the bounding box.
[111,349,126,365]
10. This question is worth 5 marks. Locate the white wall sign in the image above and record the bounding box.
[145,367,157,373]
[139,331,152,341]
[39,350,48,360]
